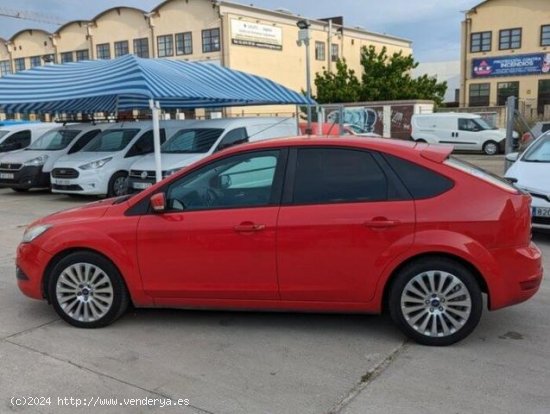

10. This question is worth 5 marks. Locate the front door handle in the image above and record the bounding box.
[364,219,400,229]
[234,222,266,233]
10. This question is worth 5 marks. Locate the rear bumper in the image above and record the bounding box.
[0,166,50,189]
[16,242,53,300]
[488,242,543,310]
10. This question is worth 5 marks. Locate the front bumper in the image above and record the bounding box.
[0,166,50,189]
[488,242,543,310]
[16,242,53,300]
[50,168,109,196]
[530,196,550,230]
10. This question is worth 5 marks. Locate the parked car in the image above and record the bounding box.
[127,117,297,192]
[505,131,550,230]
[17,137,542,346]
[50,121,185,197]
[411,113,517,155]
[0,123,110,192]
[0,123,57,153]
[521,121,550,146]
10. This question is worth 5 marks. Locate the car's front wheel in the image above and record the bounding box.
[107,172,128,197]
[48,251,129,328]
[483,140,499,155]
[389,257,482,346]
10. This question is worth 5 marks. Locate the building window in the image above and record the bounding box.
[96,43,111,60]
[75,50,89,61]
[538,80,550,115]
[315,41,325,61]
[470,31,492,52]
[114,41,129,57]
[202,28,220,53]
[30,56,42,67]
[60,52,73,63]
[331,44,339,62]
[469,83,490,107]
[133,38,149,58]
[542,25,550,46]
[176,32,193,55]
[14,58,26,72]
[499,28,521,50]
[497,82,519,106]
[0,60,11,77]
[157,35,174,57]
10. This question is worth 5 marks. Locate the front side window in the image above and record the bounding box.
[0,60,11,77]
[166,150,280,211]
[469,83,490,107]
[60,52,73,63]
[315,41,325,61]
[68,130,102,154]
[292,148,388,204]
[133,38,149,58]
[176,32,193,55]
[96,43,111,60]
[14,58,26,72]
[27,130,80,151]
[157,35,174,57]
[202,28,220,53]
[81,129,140,152]
[216,128,248,151]
[470,31,492,52]
[75,49,90,61]
[500,28,521,50]
[162,128,223,154]
[30,56,42,67]
[114,41,129,57]
[542,25,550,46]
[458,118,484,132]
[126,130,166,157]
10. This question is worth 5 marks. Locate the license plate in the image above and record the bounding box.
[532,207,550,217]
[0,173,14,179]
[133,182,152,190]
[52,179,72,186]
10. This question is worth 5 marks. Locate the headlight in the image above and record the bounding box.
[79,157,112,170]
[162,168,180,178]
[22,224,52,243]
[23,155,48,167]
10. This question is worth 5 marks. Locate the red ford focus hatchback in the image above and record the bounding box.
[16,137,542,346]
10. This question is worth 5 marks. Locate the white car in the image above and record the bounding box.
[0,123,109,192]
[51,121,185,197]
[505,131,550,230]
[127,117,298,192]
[0,123,58,153]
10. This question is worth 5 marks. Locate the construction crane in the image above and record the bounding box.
[0,7,64,26]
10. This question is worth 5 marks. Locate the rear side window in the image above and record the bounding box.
[384,154,454,199]
[292,148,388,204]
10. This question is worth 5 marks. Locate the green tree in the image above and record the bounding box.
[314,45,447,106]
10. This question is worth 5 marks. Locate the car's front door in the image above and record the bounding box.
[136,149,286,300]
[457,118,482,150]
[277,147,415,303]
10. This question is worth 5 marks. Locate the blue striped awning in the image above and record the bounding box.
[0,54,313,114]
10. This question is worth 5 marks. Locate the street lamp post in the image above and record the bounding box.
[296,19,312,135]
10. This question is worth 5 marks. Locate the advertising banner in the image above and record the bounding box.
[472,53,550,78]
[231,19,283,51]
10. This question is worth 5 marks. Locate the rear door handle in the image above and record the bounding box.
[363,219,400,229]
[234,223,266,233]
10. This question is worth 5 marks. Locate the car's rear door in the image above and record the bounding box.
[276,147,416,303]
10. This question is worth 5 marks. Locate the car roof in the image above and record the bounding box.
[51,123,112,132]
[173,117,294,130]
[0,123,53,132]
[414,112,479,119]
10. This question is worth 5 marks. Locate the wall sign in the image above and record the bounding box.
[472,53,550,78]
[231,19,283,51]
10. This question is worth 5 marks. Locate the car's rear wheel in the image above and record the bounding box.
[389,257,482,346]
[483,140,499,155]
[107,172,128,197]
[48,251,129,328]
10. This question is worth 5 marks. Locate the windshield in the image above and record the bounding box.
[161,128,224,154]
[27,129,80,151]
[0,131,9,140]
[522,134,550,162]
[81,129,140,152]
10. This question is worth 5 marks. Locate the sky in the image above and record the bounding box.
[0,0,482,62]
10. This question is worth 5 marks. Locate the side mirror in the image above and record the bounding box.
[505,152,519,162]
[150,192,166,213]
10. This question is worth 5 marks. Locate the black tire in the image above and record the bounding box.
[107,171,128,197]
[11,187,29,192]
[483,140,499,155]
[48,251,129,328]
[388,257,482,346]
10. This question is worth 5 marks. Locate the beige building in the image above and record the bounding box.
[0,0,411,116]
[460,0,550,116]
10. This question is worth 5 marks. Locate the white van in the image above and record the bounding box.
[0,123,57,153]
[411,113,515,155]
[127,117,297,192]
[0,123,110,192]
[50,120,187,197]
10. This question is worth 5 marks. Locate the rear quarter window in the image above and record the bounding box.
[384,153,454,199]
